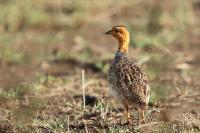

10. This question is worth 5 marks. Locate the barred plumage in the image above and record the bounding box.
[106,25,150,124]
[109,52,150,108]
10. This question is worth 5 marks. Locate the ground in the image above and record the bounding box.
[0,0,200,133]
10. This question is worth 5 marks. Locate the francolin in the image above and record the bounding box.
[106,25,150,124]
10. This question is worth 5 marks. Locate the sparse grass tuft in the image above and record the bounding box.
[0,84,32,101]
[0,33,25,63]
[33,116,67,133]
[108,127,131,133]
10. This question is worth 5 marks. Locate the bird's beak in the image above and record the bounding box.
[105,30,112,35]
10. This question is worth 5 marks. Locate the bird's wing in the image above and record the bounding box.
[114,58,150,105]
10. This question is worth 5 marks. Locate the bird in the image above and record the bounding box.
[106,25,150,124]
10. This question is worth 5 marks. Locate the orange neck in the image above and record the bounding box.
[117,37,129,53]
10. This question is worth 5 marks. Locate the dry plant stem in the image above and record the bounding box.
[67,117,70,133]
[134,121,160,130]
[100,88,103,118]
[145,108,160,117]
[82,69,85,110]
[84,120,89,133]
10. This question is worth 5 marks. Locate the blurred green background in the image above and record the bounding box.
[0,0,199,132]
[0,0,197,87]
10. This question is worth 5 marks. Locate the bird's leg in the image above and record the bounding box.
[138,109,145,124]
[123,101,132,124]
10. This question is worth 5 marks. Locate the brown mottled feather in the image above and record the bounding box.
[108,52,150,110]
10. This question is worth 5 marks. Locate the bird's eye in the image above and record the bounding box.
[115,28,119,33]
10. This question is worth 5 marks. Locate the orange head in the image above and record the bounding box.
[106,25,130,53]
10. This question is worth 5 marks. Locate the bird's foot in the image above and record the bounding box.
[140,119,145,124]
[127,118,132,125]
[137,118,145,125]
[126,118,133,128]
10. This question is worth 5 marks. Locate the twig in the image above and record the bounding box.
[100,89,103,118]
[183,94,200,98]
[112,106,123,115]
[34,126,52,132]
[83,120,89,133]
[67,117,70,133]
[145,108,160,117]
[82,69,85,110]
[134,121,160,130]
